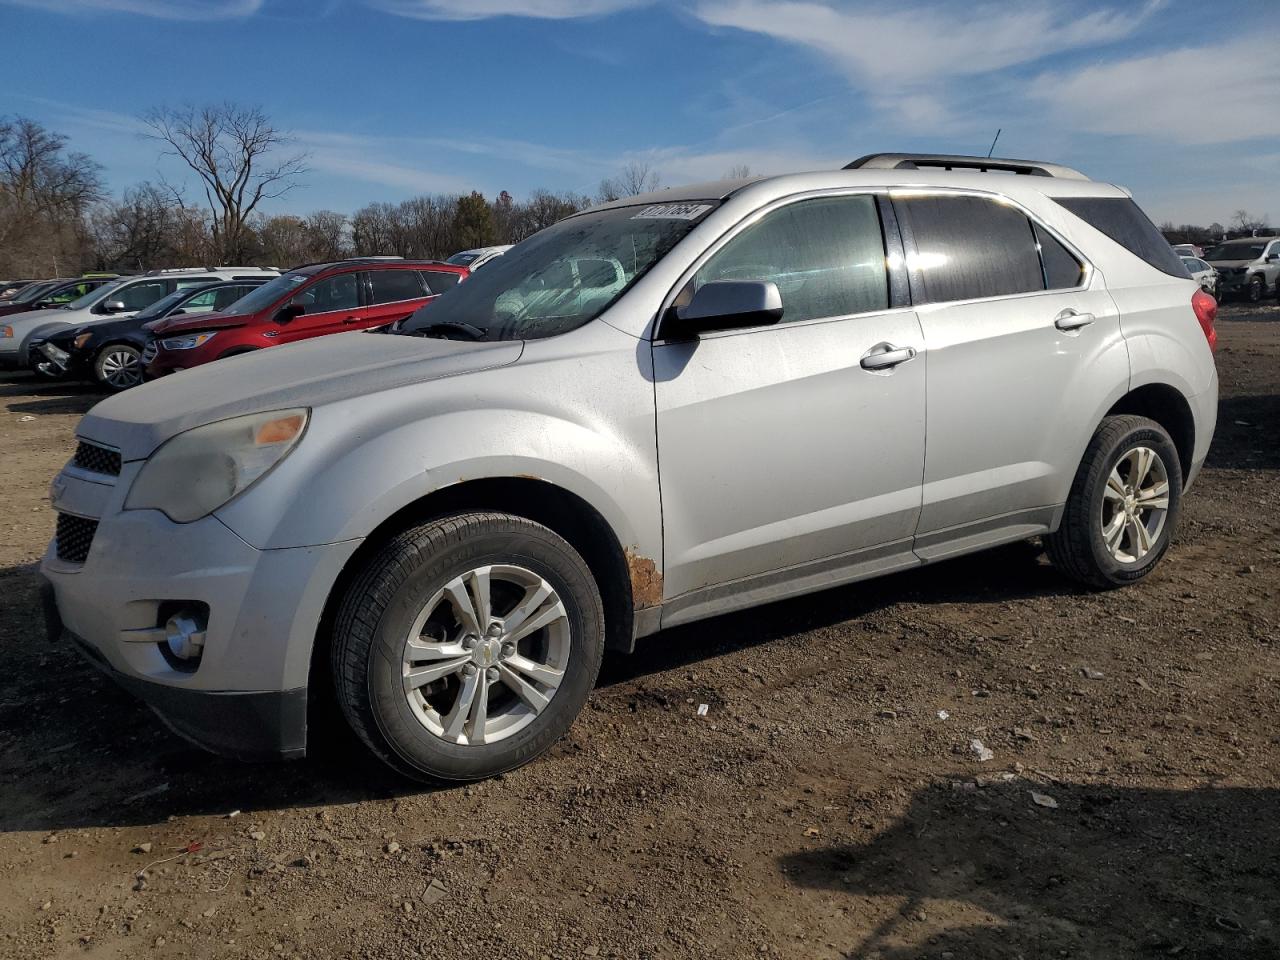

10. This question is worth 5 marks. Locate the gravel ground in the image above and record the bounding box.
[0,304,1277,960]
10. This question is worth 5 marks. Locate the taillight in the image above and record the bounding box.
[1191,288,1217,353]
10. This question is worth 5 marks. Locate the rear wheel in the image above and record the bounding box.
[94,344,144,391]
[1046,415,1182,588]
[331,512,605,783]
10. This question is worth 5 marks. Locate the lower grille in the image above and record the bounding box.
[55,513,98,564]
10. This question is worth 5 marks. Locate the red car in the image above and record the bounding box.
[145,258,468,376]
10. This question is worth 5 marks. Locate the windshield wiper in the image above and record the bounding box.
[408,320,487,341]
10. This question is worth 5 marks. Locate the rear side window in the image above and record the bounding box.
[1053,197,1191,278]
[689,194,889,325]
[369,269,428,304]
[895,195,1044,304]
[1034,223,1085,290]
[421,270,463,295]
[114,280,169,311]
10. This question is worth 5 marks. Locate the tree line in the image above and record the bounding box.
[0,105,671,277]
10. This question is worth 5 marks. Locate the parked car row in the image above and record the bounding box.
[1202,236,1280,302]
[3,255,485,391]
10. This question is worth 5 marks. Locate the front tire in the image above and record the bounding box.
[331,512,605,783]
[94,344,144,391]
[1247,275,1264,303]
[1046,415,1183,588]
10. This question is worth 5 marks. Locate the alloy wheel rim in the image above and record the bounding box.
[101,349,142,388]
[400,564,570,746]
[1100,445,1170,564]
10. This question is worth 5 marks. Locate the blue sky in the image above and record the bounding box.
[2,0,1278,225]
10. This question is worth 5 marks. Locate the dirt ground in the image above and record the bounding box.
[1,304,1277,960]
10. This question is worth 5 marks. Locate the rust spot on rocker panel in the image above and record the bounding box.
[625,547,663,609]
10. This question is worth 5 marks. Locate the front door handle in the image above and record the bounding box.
[1054,309,1096,331]
[860,343,917,371]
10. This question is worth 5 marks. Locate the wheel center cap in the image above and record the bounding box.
[474,638,502,668]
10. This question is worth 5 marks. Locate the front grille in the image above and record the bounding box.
[140,341,157,364]
[73,440,121,476]
[55,513,98,564]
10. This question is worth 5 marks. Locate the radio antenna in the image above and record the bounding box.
[986,128,1002,158]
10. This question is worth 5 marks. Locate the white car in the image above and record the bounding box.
[0,267,279,370]
[1181,256,1217,295]
[446,245,512,271]
[1172,243,1203,259]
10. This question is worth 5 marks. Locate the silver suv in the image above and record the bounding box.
[1204,236,1280,302]
[42,153,1219,782]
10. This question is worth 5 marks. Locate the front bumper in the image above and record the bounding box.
[41,457,362,760]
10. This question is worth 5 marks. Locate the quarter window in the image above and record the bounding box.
[895,195,1044,304]
[368,270,428,304]
[1034,223,1085,290]
[688,194,889,325]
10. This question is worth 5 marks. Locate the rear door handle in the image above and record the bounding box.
[1054,309,1095,331]
[343,315,361,324]
[860,343,917,371]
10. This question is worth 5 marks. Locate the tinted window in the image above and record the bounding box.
[1034,223,1085,290]
[293,274,359,313]
[113,281,169,311]
[368,269,427,304]
[896,195,1043,304]
[689,195,888,325]
[422,270,462,295]
[213,284,257,310]
[1054,197,1190,278]
[175,275,222,289]
[1205,241,1264,261]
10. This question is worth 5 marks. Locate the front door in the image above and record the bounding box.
[654,193,926,611]
[275,272,366,344]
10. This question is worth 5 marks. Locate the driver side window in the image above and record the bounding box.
[686,195,889,325]
[294,274,359,313]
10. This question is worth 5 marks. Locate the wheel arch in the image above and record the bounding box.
[308,477,640,744]
[1105,383,1195,480]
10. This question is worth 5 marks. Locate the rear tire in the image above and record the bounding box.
[94,344,144,391]
[331,512,605,783]
[1046,415,1182,589]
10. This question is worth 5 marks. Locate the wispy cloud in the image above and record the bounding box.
[0,0,263,19]
[364,0,649,20]
[1030,37,1280,145]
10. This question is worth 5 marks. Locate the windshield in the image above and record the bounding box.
[215,272,311,316]
[64,277,126,310]
[1205,242,1265,261]
[12,281,57,303]
[400,203,716,340]
[132,288,193,322]
[446,252,480,266]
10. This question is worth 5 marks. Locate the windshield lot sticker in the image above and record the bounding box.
[631,203,713,220]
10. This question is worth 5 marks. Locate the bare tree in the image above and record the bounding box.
[1231,209,1270,236]
[90,181,203,271]
[598,161,660,203]
[724,163,753,179]
[144,103,308,263]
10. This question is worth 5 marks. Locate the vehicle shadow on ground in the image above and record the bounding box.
[1,373,101,416]
[1208,394,1280,471]
[780,778,1280,959]
[0,542,1074,834]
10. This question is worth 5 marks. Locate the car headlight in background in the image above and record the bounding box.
[125,408,309,522]
[73,332,93,349]
[1,326,12,339]
[159,332,217,351]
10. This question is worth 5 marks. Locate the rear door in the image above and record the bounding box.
[273,272,366,344]
[364,269,432,329]
[892,192,1126,558]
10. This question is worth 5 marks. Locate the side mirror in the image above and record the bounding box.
[663,280,783,339]
[170,308,186,316]
[102,300,127,314]
[275,302,305,324]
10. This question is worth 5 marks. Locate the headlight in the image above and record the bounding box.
[1,326,12,339]
[160,332,217,351]
[73,332,93,349]
[125,408,309,522]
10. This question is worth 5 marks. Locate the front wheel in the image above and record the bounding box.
[1046,415,1183,588]
[331,512,605,783]
[1247,275,1264,303]
[94,344,144,391]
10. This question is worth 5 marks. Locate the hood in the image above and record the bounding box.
[150,308,245,335]
[77,331,524,461]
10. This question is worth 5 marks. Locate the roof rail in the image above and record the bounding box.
[844,153,1090,181]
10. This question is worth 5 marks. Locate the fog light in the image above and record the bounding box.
[164,610,207,663]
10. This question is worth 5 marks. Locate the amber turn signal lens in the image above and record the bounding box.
[254,413,305,446]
